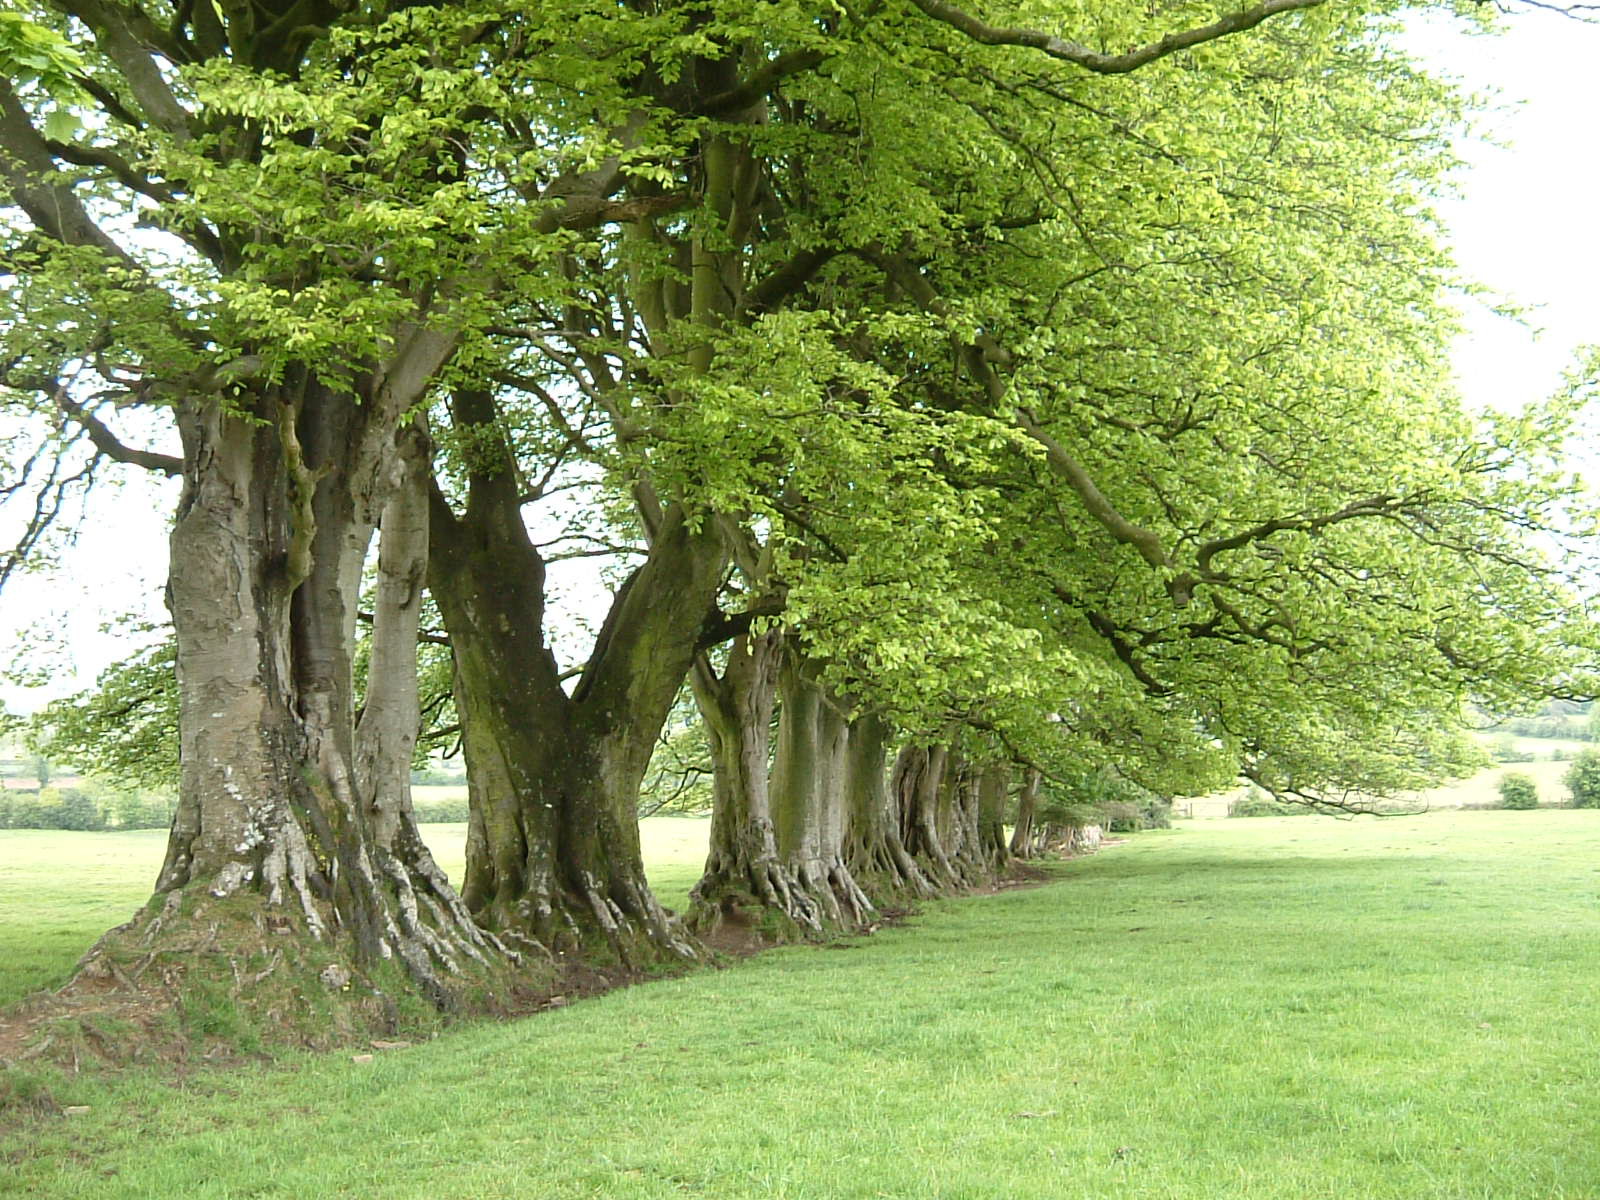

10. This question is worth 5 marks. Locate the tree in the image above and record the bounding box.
[0,2,600,1021]
[1565,751,1600,808]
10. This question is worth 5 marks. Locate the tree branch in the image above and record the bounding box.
[904,0,1326,74]
[1012,405,1174,573]
[54,0,196,140]
[1194,494,1412,576]
[0,79,141,267]
[742,246,839,317]
[695,48,830,115]
[53,388,183,476]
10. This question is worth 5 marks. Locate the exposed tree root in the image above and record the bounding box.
[688,848,880,942]
[688,853,825,940]
[474,872,704,971]
[0,884,543,1082]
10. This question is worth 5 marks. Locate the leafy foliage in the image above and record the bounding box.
[1564,751,1600,809]
[1498,772,1540,811]
[27,633,177,792]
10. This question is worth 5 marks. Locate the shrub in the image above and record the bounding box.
[1498,772,1539,810]
[114,789,178,829]
[412,796,471,823]
[57,788,106,830]
[0,787,107,830]
[1101,800,1144,833]
[1565,750,1600,809]
[1228,789,1302,818]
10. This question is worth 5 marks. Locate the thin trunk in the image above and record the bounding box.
[353,419,500,986]
[1010,768,1042,858]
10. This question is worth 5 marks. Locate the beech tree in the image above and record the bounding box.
[0,0,678,1012]
[3,0,1594,1034]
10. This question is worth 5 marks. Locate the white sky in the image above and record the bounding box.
[1406,8,1600,414]
[3,7,1598,713]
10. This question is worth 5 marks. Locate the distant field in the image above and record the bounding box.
[409,783,470,806]
[0,817,711,1009]
[1486,735,1593,759]
[1179,759,1576,820]
[6,810,1600,1197]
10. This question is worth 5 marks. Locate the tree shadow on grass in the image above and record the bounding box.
[1062,850,1450,882]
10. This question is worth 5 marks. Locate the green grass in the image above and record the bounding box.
[5,811,1600,1197]
[0,818,712,1009]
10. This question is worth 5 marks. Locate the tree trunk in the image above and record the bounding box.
[689,638,884,935]
[842,712,936,898]
[429,391,720,965]
[943,753,983,879]
[79,374,509,1031]
[895,743,963,892]
[685,630,823,934]
[1010,768,1042,858]
[768,655,874,928]
[977,761,1011,872]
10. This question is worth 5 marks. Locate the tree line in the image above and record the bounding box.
[0,0,1594,1021]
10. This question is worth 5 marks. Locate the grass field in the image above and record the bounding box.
[5,810,1600,1197]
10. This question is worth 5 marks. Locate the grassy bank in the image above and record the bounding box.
[0,819,712,1010]
[4,811,1600,1197]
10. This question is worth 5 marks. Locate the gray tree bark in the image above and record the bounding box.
[94,365,508,1015]
[842,712,937,898]
[1010,768,1043,858]
[768,654,875,927]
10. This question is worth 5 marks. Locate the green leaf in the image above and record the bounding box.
[41,108,78,143]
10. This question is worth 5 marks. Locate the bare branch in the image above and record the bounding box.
[904,0,1326,74]
[53,0,195,139]
[0,79,141,266]
[52,387,183,476]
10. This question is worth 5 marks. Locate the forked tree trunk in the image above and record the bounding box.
[843,712,936,898]
[896,743,963,891]
[428,392,719,964]
[82,370,508,1022]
